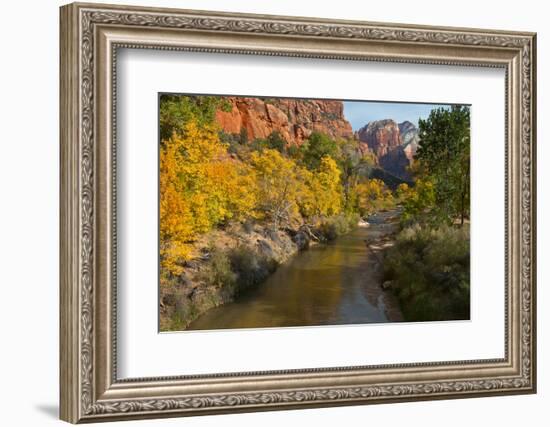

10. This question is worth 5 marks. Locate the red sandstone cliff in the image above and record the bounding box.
[356,119,401,158]
[215,97,420,182]
[215,97,354,145]
[356,119,420,181]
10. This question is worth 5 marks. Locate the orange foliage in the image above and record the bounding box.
[160,120,256,275]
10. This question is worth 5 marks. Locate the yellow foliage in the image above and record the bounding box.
[160,131,195,275]
[355,179,394,215]
[160,115,399,277]
[159,120,256,275]
[396,183,411,200]
[301,156,343,217]
[401,178,436,221]
[250,149,306,227]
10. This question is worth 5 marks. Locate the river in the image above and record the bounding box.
[187,210,403,331]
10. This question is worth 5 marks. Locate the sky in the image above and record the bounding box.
[343,101,454,131]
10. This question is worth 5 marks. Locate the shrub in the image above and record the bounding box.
[228,245,277,294]
[199,247,236,289]
[383,223,470,321]
[243,219,255,234]
[318,213,359,241]
[167,287,223,331]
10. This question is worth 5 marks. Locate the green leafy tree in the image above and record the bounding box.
[401,179,436,222]
[416,106,470,225]
[266,131,287,153]
[250,131,288,154]
[300,132,339,170]
[159,95,221,142]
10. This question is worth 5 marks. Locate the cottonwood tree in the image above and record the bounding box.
[250,149,306,228]
[416,105,470,225]
[159,120,256,275]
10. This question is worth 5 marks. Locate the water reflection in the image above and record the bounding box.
[187,212,401,331]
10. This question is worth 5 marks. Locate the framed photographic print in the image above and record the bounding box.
[59,2,537,423]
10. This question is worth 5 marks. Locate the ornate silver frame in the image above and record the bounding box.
[60,2,537,423]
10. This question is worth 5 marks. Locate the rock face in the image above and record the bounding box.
[356,119,401,158]
[357,119,421,181]
[399,120,421,162]
[215,97,421,182]
[215,97,354,145]
[378,148,412,180]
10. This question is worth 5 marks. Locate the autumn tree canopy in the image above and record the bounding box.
[159,95,401,275]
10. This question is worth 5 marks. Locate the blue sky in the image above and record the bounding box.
[343,101,454,130]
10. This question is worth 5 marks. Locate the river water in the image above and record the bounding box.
[187,210,403,331]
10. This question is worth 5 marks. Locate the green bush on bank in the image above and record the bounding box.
[168,286,222,331]
[228,245,278,294]
[318,213,360,241]
[383,223,470,321]
[199,247,236,289]
[199,245,277,295]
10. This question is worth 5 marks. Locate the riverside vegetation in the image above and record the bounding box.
[383,105,471,321]
[159,95,470,330]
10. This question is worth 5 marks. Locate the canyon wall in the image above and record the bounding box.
[214,97,420,182]
[215,97,354,145]
[357,119,420,181]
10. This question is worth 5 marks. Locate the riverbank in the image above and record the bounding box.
[361,209,404,322]
[160,222,294,331]
[185,209,404,331]
[382,222,470,321]
[160,213,359,331]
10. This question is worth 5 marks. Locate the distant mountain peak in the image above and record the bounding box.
[398,120,416,134]
[356,118,421,181]
[357,119,400,155]
[358,118,398,134]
